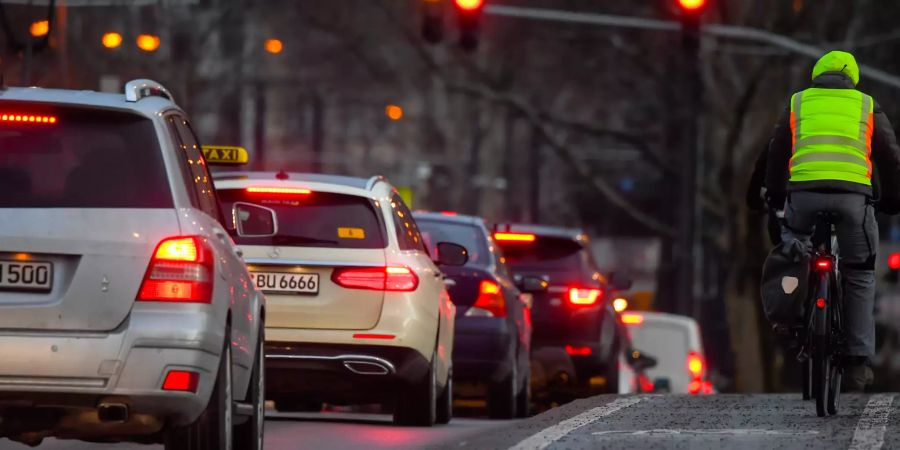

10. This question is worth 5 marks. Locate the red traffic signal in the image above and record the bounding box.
[677,0,707,12]
[455,0,484,11]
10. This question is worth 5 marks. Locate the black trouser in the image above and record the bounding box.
[783,191,877,358]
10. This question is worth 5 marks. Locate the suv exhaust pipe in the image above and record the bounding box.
[343,360,391,375]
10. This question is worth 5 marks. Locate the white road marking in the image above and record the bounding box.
[508,396,644,450]
[848,393,896,450]
[593,429,820,437]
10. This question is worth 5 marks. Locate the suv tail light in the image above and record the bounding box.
[466,280,506,317]
[137,236,213,303]
[568,287,602,306]
[331,266,419,292]
[687,351,705,379]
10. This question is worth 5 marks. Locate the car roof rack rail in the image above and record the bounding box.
[365,175,385,190]
[124,79,174,103]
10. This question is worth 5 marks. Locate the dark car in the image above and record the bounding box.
[493,223,630,395]
[414,212,532,418]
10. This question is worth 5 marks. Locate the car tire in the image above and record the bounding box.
[273,398,322,413]
[436,366,453,425]
[515,368,531,418]
[394,355,437,427]
[487,363,516,419]
[602,338,621,394]
[164,330,234,450]
[234,325,265,450]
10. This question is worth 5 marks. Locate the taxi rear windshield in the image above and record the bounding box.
[218,189,386,249]
[0,102,172,208]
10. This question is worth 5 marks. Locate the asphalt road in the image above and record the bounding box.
[0,411,513,449]
[2,394,898,449]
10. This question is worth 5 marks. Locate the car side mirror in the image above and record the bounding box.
[516,276,548,293]
[628,349,657,372]
[436,242,468,267]
[232,202,278,237]
[608,272,633,291]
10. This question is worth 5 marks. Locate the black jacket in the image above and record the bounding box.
[766,72,900,212]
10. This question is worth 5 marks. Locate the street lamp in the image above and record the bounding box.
[102,32,123,49]
[136,34,160,52]
[264,39,283,54]
[29,20,49,37]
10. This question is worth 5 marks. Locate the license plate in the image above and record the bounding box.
[0,260,53,292]
[251,272,319,295]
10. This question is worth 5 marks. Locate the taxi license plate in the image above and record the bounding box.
[0,260,53,292]
[251,272,319,295]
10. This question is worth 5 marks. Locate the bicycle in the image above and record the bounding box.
[797,212,845,417]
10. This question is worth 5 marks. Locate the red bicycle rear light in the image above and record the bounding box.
[565,345,592,356]
[815,258,832,271]
[469,279,506,317]
[0,114,57,124]
[332,266,418,292]
[162,370,199,392]
[568,287,602,306]
[138,236,213,303]
[889,253,900,270]
[494,232,536,242]
[816,298,826,309]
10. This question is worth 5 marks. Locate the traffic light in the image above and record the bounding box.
[454,0,484,51]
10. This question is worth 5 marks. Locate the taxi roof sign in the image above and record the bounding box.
[202,145,249,165]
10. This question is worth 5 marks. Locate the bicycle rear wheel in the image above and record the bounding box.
[827,363,841,415]
[813,306,830,417]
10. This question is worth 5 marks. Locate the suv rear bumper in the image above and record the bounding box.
[0,305,224,432]
[265,342,430,404]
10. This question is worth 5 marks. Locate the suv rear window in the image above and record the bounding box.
[218,188,386,249]
[0,102,172,208]
[499,236,592,272]
[417,219,489,267]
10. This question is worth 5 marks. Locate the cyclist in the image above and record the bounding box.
[766,50,900,392]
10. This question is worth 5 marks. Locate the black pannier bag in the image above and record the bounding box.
[761,239,809,326]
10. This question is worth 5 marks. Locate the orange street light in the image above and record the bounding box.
[385,105,404,121]
[102,32,123,49]
[136,34,161,52]
[264,38,283,54]
[30,20,49,37]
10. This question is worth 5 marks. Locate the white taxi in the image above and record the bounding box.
[213,172,463,426]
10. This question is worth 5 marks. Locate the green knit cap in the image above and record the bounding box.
[812,50,859,86]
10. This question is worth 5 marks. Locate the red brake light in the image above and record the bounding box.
[687,351,705,379]
[352,333,396,340]
[568,287,602,306]
[494,232,536,242]
[816,298,826,309]
[454,0,484,11]
[331,266,419,292]
[688,379,703,395]
[638,373,655,392]
[162,370,199,392]
[815,258,832,271]
[469,279,506,317]
[245,186,311,197]
[565,345,592,356]
[889,253,900,270]
[137,236,213,303]
[440,211,458,216]
[0,114,57,124]
[622,313,644,325]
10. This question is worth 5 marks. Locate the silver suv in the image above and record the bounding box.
[0,80,272,449]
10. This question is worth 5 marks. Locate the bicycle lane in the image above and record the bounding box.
[444,394,892,450]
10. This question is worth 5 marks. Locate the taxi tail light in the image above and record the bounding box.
[687,351,705,379]
[331,266,418,292]
[688,379,703,395]
[568,287,602,306]
[137,236,213,303]
[467,279,506,317]
[162,370,199,392]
